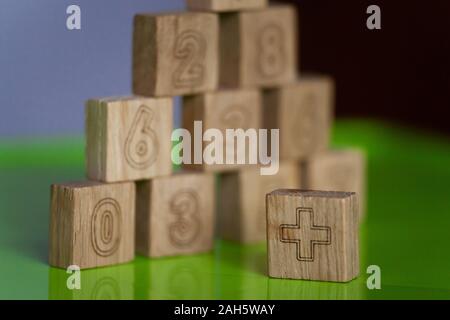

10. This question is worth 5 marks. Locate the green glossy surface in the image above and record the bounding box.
[1,120,449,300]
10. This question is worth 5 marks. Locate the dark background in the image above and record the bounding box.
[1,1,448,136]
[276,0,450,135]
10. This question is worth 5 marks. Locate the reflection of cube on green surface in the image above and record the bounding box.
[48,264,134,300]
[268,276,366,300]
[214,241,268,300]
[134,255,214,300]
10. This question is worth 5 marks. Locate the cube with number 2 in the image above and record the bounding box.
[133,12,219,97]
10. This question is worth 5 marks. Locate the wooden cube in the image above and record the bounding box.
[219,161,300,243]
[220,5,297,88]
[182,89,262,172]
[49,181,135,269]
[303,149,366,220]
[86,96,173,182]
[267,190,359,282]
[133,12,219,97]
[187,0,268,12]
[136,172,215,257]
[264,75,334,159]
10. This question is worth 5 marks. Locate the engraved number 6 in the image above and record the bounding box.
[125,105,159,170]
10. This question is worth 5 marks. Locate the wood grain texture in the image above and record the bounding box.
[136,172,215,258]
[133,12,218,97]
[187,0,268,12]
[267,189,359,282]
[263,74,335,159]
[182,89,262,172]
[220,5,297,88]
[49,181,135,269]
[219,161,300,243]
[86,96,173,182]
[303,149,366,220]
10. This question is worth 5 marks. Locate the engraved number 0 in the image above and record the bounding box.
[258,24,285,77]
[91,198,122,257]
[173,30,206,89]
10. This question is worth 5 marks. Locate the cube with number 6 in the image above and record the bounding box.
[133,12,219,97]
[86,96,173,182]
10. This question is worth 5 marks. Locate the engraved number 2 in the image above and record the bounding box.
[173,30,206,89]
[125,105,159,170]
[258,24,285,77]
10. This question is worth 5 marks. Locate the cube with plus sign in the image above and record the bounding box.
[267,190,359,282]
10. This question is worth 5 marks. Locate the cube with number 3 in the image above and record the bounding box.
[136,172,215,258]
[133,12,219,97]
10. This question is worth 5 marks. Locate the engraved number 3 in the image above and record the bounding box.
[173,30,206,89]
[169,191,201,247]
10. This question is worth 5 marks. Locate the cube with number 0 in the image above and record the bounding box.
[133,12,219,97]
[49,181,135,269]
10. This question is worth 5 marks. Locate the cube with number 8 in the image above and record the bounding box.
[133,12,219,97]
[220,5,298,88]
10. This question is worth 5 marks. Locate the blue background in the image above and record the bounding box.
[0,0,184,137]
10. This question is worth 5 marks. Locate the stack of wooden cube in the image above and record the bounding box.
[49,0,365,281]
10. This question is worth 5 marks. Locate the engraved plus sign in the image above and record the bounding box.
[279,207,331,262]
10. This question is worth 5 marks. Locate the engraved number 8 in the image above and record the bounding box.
[258,24,285,77]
